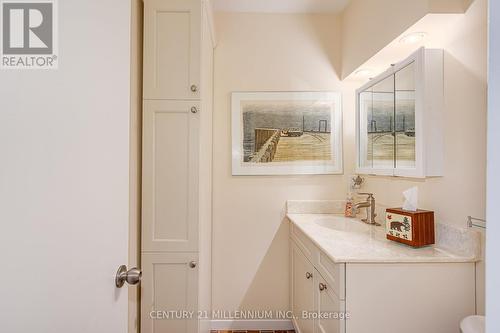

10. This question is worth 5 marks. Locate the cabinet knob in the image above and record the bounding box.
[319,283,327,291]
[191,106,198,114]
[190,84,198,92]
[305,272,313,279]
[189,261,197,268]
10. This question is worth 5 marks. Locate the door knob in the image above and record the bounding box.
[306,272,313,279]
[189,261,197,268]
[190,84,198,92]
[115,265,142,288]
[319,283,327,291]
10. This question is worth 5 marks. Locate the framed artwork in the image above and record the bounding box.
[231,91,343,175]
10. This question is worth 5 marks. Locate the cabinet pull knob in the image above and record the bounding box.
[190,84,198,92]
[305,272,313,279]
[319,283,327,291]
[191,106,198,114]
[189,261,197,268]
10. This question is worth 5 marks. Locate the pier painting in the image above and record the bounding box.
[359,89,417,169]
[232,92,343,175]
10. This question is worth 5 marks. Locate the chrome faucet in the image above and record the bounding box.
[353,193,379,225]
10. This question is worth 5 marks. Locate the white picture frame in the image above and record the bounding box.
[231,91,343,175]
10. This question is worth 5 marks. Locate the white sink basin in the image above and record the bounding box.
[313,216,373,233]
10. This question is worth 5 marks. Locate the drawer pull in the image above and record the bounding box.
[319,283,327,291]
[305,272,313,279]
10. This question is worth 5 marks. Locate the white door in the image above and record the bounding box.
[0,1,132,332]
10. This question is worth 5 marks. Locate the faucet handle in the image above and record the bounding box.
[358,192,374,198]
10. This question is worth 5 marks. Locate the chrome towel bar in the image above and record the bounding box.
[467,216,486,229]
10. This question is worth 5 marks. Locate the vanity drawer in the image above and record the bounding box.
[290,223,316,262]
[316,251,345,300]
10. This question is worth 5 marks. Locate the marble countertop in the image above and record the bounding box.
[287,213,479,263]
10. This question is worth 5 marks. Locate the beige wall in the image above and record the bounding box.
[212,0,487,313]
[212,12,358,311]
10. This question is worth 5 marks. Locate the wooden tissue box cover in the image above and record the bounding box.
[385,208,435,248]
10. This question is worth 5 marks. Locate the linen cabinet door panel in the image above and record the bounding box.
[143,0,201,100]
[291,241,315,333]
[141,253,199,333]
[143,100,199,252]
[315,271,345,333]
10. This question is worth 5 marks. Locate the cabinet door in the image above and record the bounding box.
[141,253,198,333]
[291,241,315,333]
[315,271,345,333]
[143,0,201,100]
[358,74,395,174]
[142,100,199,252]
[395,61,417,169]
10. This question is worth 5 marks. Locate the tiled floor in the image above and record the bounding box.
[210,331,295,333]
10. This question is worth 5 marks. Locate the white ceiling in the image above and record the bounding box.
[213,0,351,13]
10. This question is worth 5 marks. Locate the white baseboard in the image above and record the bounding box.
[210,319,294,331]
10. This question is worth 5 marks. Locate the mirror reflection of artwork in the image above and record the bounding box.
[359,62,416,170]
[232,92,343,175]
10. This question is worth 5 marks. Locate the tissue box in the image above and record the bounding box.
[385,208,435,248]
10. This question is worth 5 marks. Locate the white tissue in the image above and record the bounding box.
[402,186,418,211]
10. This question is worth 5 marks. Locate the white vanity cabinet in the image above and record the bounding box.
[355,47,444,178]
[289,222,476,333]
[290,224,346,333]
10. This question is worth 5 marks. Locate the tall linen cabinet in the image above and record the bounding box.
[141,1,215,332]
